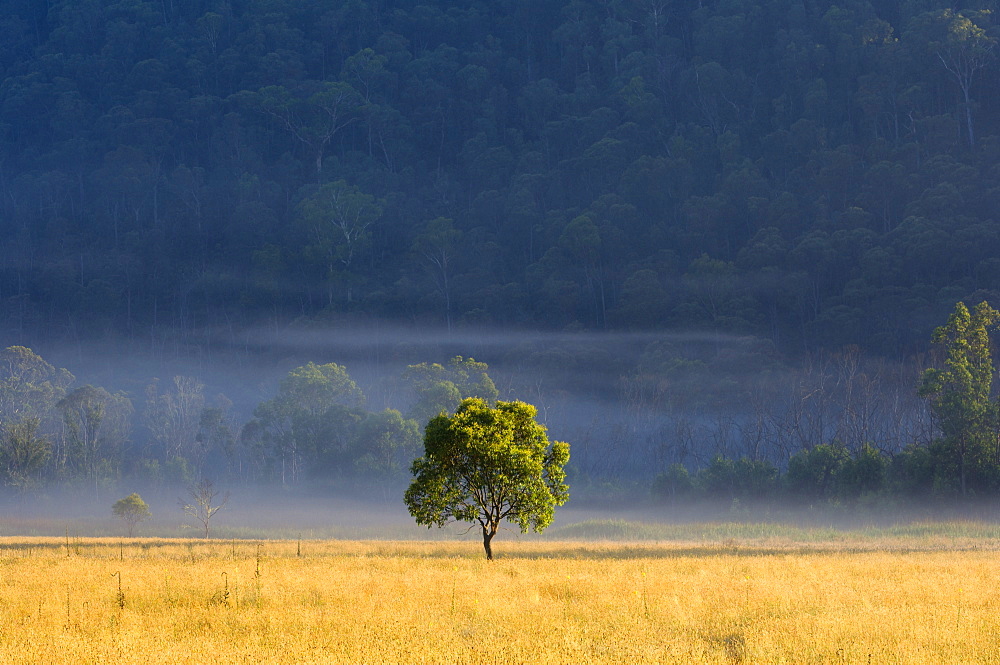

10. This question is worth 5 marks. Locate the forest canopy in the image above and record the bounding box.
[1,0,999,355]
[5,1,1000,503]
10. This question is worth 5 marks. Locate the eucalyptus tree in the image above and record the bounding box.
[253,81,362,178]
[931,10,995,149]
[351,409,420,477]
[404,398,570,560]
[919,301,999,496]
[250,362,365,485]
[0,419,51,491]
[0,346,74,423]
[179,479,228,539]
[0,347,74,488]
[57,385,133,490]
[402,356,498,425]
[296,180,383,304]
[112,493,152,537]
[143,376,205,468]
[411,217,463,333]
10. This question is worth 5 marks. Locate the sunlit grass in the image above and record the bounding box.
[546,517,1000,546]
[0,532,999,663]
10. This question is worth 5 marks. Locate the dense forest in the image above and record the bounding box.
[2,0,1000,501]
[2,0,999,353]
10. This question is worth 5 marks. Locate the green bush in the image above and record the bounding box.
[785,443,850,499]
[837,444,886,498]
[651,463,695,500]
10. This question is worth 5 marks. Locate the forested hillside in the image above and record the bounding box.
[2,0,999,355]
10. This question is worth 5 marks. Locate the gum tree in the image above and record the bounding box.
[932,10,995,149]
[0,346,73,487]
[112,493,152,536]
[249,362,366,485]
[404,398,570,560]
[919,301,999,495]
[402,355,498,424]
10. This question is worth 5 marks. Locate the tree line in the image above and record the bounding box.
[3,301,999,503]
[2,0,1000,357]
[0,346,497,494]
[652,301,1000,503]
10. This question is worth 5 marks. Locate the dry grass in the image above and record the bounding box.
[0,535,999,663]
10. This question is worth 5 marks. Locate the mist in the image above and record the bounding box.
[8,320,935,518]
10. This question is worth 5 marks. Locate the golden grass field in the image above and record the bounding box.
[1,529,999,664]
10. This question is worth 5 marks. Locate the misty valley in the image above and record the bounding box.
[4,0,1000,521]
[1,299,997,523]
[7,0,1000,660]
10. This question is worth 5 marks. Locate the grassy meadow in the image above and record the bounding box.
[0,525,999,663]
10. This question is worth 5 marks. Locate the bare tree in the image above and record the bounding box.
[144,376,205,462]
[179,479,229,538]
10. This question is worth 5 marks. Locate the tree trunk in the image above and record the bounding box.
[482,524,496,560]
[960,438,967,498]
[963,85,975,150]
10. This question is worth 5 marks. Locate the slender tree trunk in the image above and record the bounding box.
[482,524,496,560]
[960,83,975,150]
[960,436,967,498]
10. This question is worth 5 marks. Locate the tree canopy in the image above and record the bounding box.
[112,492,151,536]
[403,356,499,424]
[919,301,1000,495]
[1,1,1000,355]
[404,398,569,559]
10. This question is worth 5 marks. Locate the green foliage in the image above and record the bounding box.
[697,456,780,499]
[274,362,366,413]
[731,458,779,499]
[404,398,569,559]
[402,356,498,424]
[0,347,73,489]
[351,409,421,477]
[785,443,851,499]
[837,445,887,498]
[6,0,1000,353]
[918,301,1000,495]
[0,346,74,445]
[112,492,151,536]
[888,444,937,497]
[249,362,422,485]
[10,0,1000,504]
[0,418,51,490]
[165,456,194,486]
[655,446,888,504]
[655,456,779,503]
[651,463,694,501]
[250,362,367,484]
[296,180,383,304]
[0,347,74,421]
[58,385,133,485]
[196,404,238,476]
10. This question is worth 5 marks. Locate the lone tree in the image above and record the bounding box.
[180,479,229,538]
[404,398,570,560]
[112,492,152,536]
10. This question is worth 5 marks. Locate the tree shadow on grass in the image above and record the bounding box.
[494,543,983,560]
